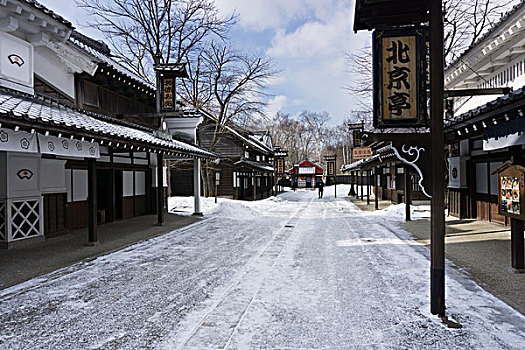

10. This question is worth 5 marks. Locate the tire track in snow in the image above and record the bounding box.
[162,197,315,350]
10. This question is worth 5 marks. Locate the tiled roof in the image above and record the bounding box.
[21,0,73,28]
[446,1,525,71]
[234,158,274,172]
[69,31,155,91]
[0,88,217,158]
[445,85,525,128]
[173,108,203,118]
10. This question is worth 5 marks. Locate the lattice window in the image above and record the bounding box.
[10,199,40,240]
[0,201,5,241]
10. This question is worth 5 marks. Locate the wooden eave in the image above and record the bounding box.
[354,0,431,32]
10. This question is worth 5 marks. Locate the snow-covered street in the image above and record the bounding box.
[1,185,525,349]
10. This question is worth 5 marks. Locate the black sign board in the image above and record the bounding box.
[373,28,427,128]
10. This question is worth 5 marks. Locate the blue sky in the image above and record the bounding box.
[44,0,369,125]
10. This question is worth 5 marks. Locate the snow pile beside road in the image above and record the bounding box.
[168,196,219,216]
[212,201,261,220]
[369,203,423,221]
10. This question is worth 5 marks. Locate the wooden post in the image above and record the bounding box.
[253,173,257,200]
[511,219,525,270]
[157,152,164,225]
[87,158,98,244]
[360,171,364,200]
[334,173,337,198]
[375,169,379,210]
[430,0,446,317]
[405,166,411,221]
[510,146,524,270]
[367,170,370,205]
[349,170,356,196]
[193,158,202,215]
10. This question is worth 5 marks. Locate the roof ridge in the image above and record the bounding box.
[70,30,111,56]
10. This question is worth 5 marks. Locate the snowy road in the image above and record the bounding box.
[2,186,525,349]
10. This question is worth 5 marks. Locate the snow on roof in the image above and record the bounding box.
[69,31,155,91]
[445,1,525,72]
[445,85,525,129]
[19,0,74,28]
[234,158,274,172]
[0,88,217,158]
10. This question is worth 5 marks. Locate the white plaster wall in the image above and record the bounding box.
[135,171,146,196]
[72,169,88,202]
[40,159,66,194]
[8,153,40,198]
[476,163,488,194]
[0,152,6,199]
[123,171,134,197]
[34,46,75,99]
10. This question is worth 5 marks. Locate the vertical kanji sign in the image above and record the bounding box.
[327,161,335,176]
[373,28,427,127]
[277,158,284,175]
[162,77,175,111]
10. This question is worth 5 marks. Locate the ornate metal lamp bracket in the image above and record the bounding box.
[391,144,431,198]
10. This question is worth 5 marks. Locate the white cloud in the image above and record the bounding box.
[266,5,355,58]
[264,95,303,118]
[216,0,347,31]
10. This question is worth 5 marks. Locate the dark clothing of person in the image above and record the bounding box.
[318,182,324,198]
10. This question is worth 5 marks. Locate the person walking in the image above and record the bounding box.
[318,180,324,199]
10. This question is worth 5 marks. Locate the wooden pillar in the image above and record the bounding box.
[193,158,202,215]
[349,170,356,196]
[87,158,98,244]
[430,0,446,316]
[157,152,164,225]
[374,168,379,210]
[511,219,525,270]
[360,171,364,200]
[511,146,524,270]
[253,173,257,200]
[366,170,370,205]
[405,166,411,221]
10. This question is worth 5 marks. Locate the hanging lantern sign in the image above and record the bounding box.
[373,28,427,128]
[154,63,188,113]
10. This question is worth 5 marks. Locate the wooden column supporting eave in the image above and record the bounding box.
[87,158,98,244]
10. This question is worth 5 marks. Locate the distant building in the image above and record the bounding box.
[170,109,275,200]
[289,160,324,188]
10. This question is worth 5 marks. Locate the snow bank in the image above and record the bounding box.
[211,201,261,220]
[368,203,423,221]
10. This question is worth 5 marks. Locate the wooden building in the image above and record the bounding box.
[0,0,215,248]
[444,1,525,225]
[342,144,428,204]
[170,110,275,201]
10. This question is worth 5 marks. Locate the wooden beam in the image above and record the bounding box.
[87,158,98,244]
[157,153,164,225]
[444,87,511,98]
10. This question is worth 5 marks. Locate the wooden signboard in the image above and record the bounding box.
[162,77,175,111]
[277,158,284,175]
[327,161,335,176]
[497,165,525,219]
[353,147,372,160]
[373,28,427,128]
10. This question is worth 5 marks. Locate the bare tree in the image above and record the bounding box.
[345,0,519,125]
[202,41,277,151]
[76,0,236,83]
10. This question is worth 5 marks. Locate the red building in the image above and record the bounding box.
[289,160,324,188]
